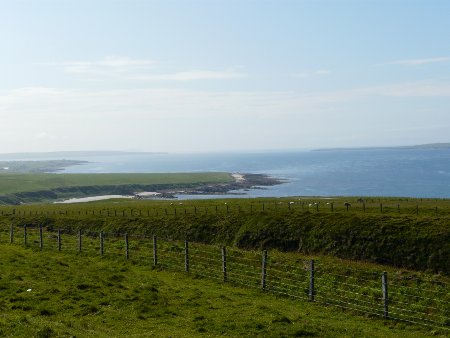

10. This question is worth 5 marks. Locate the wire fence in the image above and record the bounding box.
[1,224,449,331]
[2,199,450,219]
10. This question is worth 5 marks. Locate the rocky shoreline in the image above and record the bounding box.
[147,173,285,199]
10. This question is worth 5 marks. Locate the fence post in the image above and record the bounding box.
[416,205,419,216]
[153,235,158,266]
[363,203,365,212]
[57,229,61,251]
[100,231,104,257]
[125,233,129,260]
[331,202,334,212]
[10,224,14,243]
[382,271,389,318]
[309,259,315,301]
[261,250,267,291]
[184,240,189,272]
[78,229,82,252]
[435,206,438,217]
[380,203,383,213]
[222,246,227,282]
[39,225,43,249]
[24,225,27,246]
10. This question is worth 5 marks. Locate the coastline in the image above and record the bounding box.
[54,173,285,203]
[152,173,285,199]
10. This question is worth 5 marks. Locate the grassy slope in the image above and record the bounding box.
[0,244,440,337]
[4,196,449,274]
[0,172,232,194]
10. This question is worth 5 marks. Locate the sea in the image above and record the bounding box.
[11,148,449,199]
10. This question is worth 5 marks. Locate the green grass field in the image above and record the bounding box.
[0,244,444,337]
[0,172,232,195]
[2,195,450,274]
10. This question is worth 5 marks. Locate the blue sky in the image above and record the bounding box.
[1,0,449,153]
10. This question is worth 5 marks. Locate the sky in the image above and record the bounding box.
[1,0,450,153]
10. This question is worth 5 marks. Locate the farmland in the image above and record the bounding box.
[2,196,450,273]
[0,172,233,203]
[1,194,450,334]
[0,243,445,337]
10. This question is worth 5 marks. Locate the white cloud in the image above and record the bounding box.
[131,69,246,81]
[47,57,245,82]
[0,81,449,152]
[314,69,331,75]
[48,56,157,74]
[291,69,331,78]
[386,57,450,66]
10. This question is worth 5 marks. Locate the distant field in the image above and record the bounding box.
[0,172,232,195]
[0,244,441,337]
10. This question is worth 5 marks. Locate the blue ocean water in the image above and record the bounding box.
[50,149,450,198]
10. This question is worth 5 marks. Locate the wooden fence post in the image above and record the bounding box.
[125,233,129,260]
[153,235,158,266]
[23,225,27,246]
[39,225,43,250]
[309,259,315,301]
[382,271,389,318]
[100,231,104,257]
[363,203,365,212]
[331,202,334,212]
[261,250,268,291]
[435,206,438,217]
[222,246,227,282]
[78,229,82,252]
[184,240,189,272]
[380,203,383,213]
[57,229,61,251]
[10,224,14,243]
[416,205,419,216]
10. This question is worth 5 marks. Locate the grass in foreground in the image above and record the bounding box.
[0,244,444,337]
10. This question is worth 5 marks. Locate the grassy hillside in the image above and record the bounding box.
[0,244,442,337]
[0,172,233,204]
[2,196,449,274]
[0,172,232,194]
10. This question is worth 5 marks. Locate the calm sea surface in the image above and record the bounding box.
[44,149,450,198]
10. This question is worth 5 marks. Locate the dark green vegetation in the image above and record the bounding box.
[0,172,232,204]
[2,196,449,274]
[0,244,445,337]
